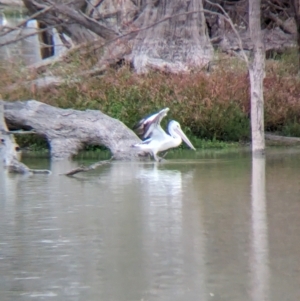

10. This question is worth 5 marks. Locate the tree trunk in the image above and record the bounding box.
[131,0,213,73]
[249,0,265,153]
[3,100,143,160]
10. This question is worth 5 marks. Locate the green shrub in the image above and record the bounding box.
[2,49,300,146]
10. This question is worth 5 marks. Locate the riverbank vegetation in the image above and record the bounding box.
[1,0,300,152]
[1,47,300,150]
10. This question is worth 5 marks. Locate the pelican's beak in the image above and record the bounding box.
[174,127,196,150]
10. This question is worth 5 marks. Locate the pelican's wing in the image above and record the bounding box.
[133,108,170,139]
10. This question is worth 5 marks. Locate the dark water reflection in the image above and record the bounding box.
[1,148,300,301]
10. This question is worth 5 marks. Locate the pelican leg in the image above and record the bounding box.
[161,151,168,158]
[153,153,161,162]
[155,151,168,162]
[153,154,167,162]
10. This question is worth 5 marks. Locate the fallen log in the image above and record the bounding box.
[265,132,300,145]
[3,100,144,160]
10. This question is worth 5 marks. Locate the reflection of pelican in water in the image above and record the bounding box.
[133,108,196,161]
[137,164,194,202]
[137,166,186,232]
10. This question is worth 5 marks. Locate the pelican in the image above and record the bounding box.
[133,108,196,161]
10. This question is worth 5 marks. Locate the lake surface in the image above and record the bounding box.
[1,148,300,301]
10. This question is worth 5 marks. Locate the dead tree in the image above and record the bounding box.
[249,0,266,153]
[3,100,144,160]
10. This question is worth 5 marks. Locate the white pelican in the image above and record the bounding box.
[133,108,196,161]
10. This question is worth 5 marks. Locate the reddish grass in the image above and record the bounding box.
[1,56,300,140]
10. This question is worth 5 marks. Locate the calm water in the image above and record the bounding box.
[0,148,300,301]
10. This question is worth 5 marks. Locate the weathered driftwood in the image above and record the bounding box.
[3,100,144,160]
[0,101,51,174]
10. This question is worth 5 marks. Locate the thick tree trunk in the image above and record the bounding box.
[3,100,143,160]
[131,0,213,73]
[249,0,265,153]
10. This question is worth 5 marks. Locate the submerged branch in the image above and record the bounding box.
[63,156,114,176]
[265,133,300,144]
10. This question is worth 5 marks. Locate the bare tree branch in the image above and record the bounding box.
[0,4,55,38]
[264,10,294,34]
[205,0,249,66]
[0,22,73,48]
[44,0,119,40]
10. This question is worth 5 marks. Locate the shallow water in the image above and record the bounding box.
[1,148,300,301]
